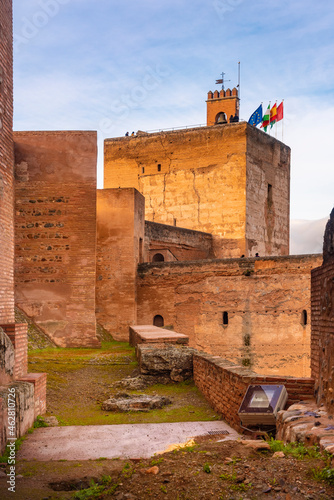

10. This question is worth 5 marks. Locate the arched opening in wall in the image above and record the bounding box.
[223,311,229,326]
[301,309,308,326]
[152,253,164,262]
[215,112,227,124]
[153,315,164,327]
[157,164,161,172]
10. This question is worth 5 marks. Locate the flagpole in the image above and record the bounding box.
[275,100,277,139]
[282,99,284,142]
[238,62,241,116]
[268,101,271,136]
[238,61,241,100]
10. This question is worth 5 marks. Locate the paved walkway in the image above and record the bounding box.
[18,421,239,461]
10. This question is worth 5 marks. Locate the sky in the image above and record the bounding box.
[12,0,334,252]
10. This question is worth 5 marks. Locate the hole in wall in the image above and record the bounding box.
[223,311,229,325]
[152,253,164,262]
[244,334,251,346]
[153,315,164,327]
[301,309,308,326]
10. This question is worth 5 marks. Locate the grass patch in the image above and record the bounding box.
[0,436,26,463]
[311,466,334,485]
[28,339,220,426]
[268,439,322,460]
[74,475,118,500]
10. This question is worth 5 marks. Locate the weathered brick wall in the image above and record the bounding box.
[137,254,322,377]
[0,0,15,323]
[193,352,315,432]
[145,221,214,262]
[311,209,334,414]
[96,188,145,340]
[14,131,99,347]
[104,123,290,259]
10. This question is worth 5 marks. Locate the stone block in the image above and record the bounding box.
[136,344,195,381]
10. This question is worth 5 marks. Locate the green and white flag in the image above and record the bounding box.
[261,104,270,132]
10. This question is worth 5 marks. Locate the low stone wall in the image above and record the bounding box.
[1,323,28,379]
[0,381,35,454]
[193,352,315,433]
[0,324,47,454]
[19,373,47,418]
[276,401,334,452]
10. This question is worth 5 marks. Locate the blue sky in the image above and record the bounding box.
[13,0,334,232]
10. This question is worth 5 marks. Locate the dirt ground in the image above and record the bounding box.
[1,339,334,499]
[1,438,334,499]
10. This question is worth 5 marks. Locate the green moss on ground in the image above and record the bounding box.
[28,340,220,426]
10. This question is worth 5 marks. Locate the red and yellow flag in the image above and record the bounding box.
[270,103,277,128]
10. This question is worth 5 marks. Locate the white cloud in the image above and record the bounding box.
[290,218,328,255]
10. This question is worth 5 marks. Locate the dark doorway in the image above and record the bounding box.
[152,253,164,262]
[153,315,164,327]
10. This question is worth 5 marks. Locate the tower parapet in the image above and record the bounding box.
[206,87,239,126]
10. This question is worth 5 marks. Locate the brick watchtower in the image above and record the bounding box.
[206,87,239,126]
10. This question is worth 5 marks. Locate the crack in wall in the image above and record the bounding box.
[191,170,201,225]
[158,134,173,173]
[162,172,176,224]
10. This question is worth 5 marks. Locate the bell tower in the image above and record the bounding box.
[206,87,239,126]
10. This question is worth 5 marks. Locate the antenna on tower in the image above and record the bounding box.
[215,72,231,91]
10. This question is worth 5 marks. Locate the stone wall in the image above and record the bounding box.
[0,0,15,324]
[145,221,214,262]
[104,123,290,258]
[96,188,145,339]
[193,352,315,432]
[137,254,322,377]
[246,125,290,257]
[14,131,99,347]
[311,209,334,414]
[0,325,47,454]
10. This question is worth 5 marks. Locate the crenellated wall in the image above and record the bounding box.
[14,131,99,347]
[206,87,239,126]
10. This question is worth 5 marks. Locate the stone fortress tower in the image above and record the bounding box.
[104,87,290,259]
